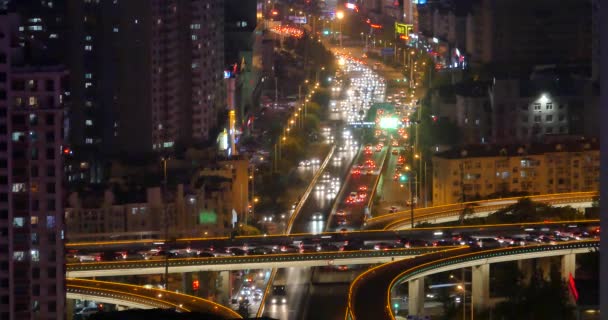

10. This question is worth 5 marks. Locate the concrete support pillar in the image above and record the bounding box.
[408,277,425,316]
[518,259,534,285]
[218,271,231,305]
[182,272,193,295]
[561,254,576,281]
[66,299,74,320]
[537,257,553,281]
[472,264,490,311]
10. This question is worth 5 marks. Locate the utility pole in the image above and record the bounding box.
[409,172,415,228]
[162,157,169,290]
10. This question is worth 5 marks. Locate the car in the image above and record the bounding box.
[374,242,395,250]
[392,149,399,155]
[389,206,398,213]
[312,212,323,220]
[364,149,373,155]
[336,209,346,216]
[248,247,273,255]
[278,245,299,253]
[473,238,501,249]
[352,169,361,175]
[358,191,367,199]
[358,185,368,192]
[77,307,99,317]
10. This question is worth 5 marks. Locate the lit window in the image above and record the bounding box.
[13,251,25,261]
[11,132,25,141]
[113,27,119,33]
[192,35,197,40]
[191,62,198,69]
[84,45,92,51]
[163,141,174,148]
[12,183,25,192]
[46,216,55,229]
[31,250,39,262]
[85,35,92,41]
[31,216,38,225]
[85,119,93,126]
[85,138,93,144]
[29,97,37,106]
[85,73,93,79]
[134,19,139,24]
[49,33,58,39]
[13,217,25,227]
[85,82,92,88]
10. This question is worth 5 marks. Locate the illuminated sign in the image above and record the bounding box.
[198,211,218,224]
[394,23,413,36]
[379,117,400,129]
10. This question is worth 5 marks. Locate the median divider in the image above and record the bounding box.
[326,145,361,231]
[256,268,278,318]
[286,144,336,234]
[366,146,391,212]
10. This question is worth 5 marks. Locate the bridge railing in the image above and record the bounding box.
[66,278,242,318]
[67,247,453,273]
[383,193,596,230]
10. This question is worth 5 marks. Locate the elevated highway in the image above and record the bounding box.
[67,247,450,278]
[66,278,242,318]
[364,191,597,230]
[346,240,599,320]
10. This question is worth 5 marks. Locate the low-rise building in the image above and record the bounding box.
[432,140,599,205]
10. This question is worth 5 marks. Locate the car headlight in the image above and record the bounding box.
[271,298,277,304]
[282,298,287,303]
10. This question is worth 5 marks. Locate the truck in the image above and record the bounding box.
[270,277,287,304]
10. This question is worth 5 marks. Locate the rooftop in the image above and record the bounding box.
[434,139,599,159]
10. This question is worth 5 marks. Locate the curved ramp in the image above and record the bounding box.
[66,278,241,319]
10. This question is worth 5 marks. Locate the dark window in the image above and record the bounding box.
[45,131,54,142]
[46,166,54,177]
[46,267,56,279]
[45,148,54,160]
[0,73,6,83]
[0,90,6,100]
[32,285,39,296]
[45,80,54,91]
[31,166,38,177]
[47,199,55,211]
[0,159,5,168]
[46,183,55,194]
[0,193,7,202]
[11,80,25,91]
[0,142,6,151]
[45,114,54,125]
[32,268,39,279]
[11,114,25,124]
[0,176,6,184]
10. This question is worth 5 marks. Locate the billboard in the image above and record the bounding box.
[395,23,413,36]
[288,16,307,24]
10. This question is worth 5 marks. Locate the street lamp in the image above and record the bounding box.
[336,10,344,47]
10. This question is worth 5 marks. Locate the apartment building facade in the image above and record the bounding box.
[0,13,67,320]
[432,141,600,205]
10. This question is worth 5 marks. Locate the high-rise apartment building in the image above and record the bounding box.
[0,13,67,320]
[67,0,224,158]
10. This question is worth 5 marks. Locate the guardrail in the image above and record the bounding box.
[326,145,361,230]
[67,247,451,274]
[345,240,599,320]
[287,144,336,234]
[66,278,242,318]
[361,191,597,230]
[383,193,596,230]
[366,146,390,211]
[256,268,278,318]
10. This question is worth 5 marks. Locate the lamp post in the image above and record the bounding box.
[161,156,170,290]
[336,10,344,47]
